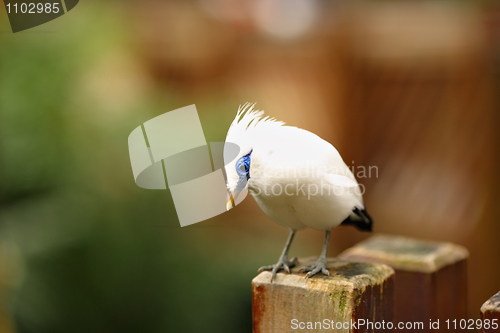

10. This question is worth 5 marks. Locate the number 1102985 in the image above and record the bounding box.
[6,3,60,14]
[445,319,498,330]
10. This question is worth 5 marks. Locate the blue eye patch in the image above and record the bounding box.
[236,150,252,180]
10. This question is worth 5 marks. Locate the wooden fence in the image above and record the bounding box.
[251,234,498,332]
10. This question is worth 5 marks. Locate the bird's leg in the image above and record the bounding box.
[258,229,297,282]
[299,229,331,278]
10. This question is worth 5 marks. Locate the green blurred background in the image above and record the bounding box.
[1,1,500,332]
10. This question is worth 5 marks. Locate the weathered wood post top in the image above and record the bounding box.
[338,234,469,273]
[252,257,394,333]
[481,291,500,333]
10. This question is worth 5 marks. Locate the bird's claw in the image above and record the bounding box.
[299,259,330,278]
[258,257,298,282]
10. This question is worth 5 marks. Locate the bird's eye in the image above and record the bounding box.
[235,150,252,180]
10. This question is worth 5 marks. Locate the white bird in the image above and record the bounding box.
[224,103,372,281]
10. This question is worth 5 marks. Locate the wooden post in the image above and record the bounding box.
[481,291,500,333]
[338,234,469,331]
[252,257,394,333]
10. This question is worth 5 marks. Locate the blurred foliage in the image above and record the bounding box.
[0,2,252,333]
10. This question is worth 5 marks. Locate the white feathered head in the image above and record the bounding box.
[224,103,284,209]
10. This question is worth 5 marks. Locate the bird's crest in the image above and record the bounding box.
[226,103,284,142]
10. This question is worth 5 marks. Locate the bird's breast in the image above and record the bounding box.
[248,172,357,231]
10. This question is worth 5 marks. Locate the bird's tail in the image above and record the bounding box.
[340,207,373,232]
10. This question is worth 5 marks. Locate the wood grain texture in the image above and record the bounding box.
[481,291,500,333]
[339,234,468,331]
[252,257,394,333]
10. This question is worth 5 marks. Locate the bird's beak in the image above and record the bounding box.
[226,190,236,211]
[227,178,247,210]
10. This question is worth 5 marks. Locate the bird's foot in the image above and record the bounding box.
[258,257,298,282]
[299,258,330,278]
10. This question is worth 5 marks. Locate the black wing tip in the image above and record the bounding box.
[340,207,373,232]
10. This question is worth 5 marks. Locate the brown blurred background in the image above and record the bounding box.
[1,0,499,332]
